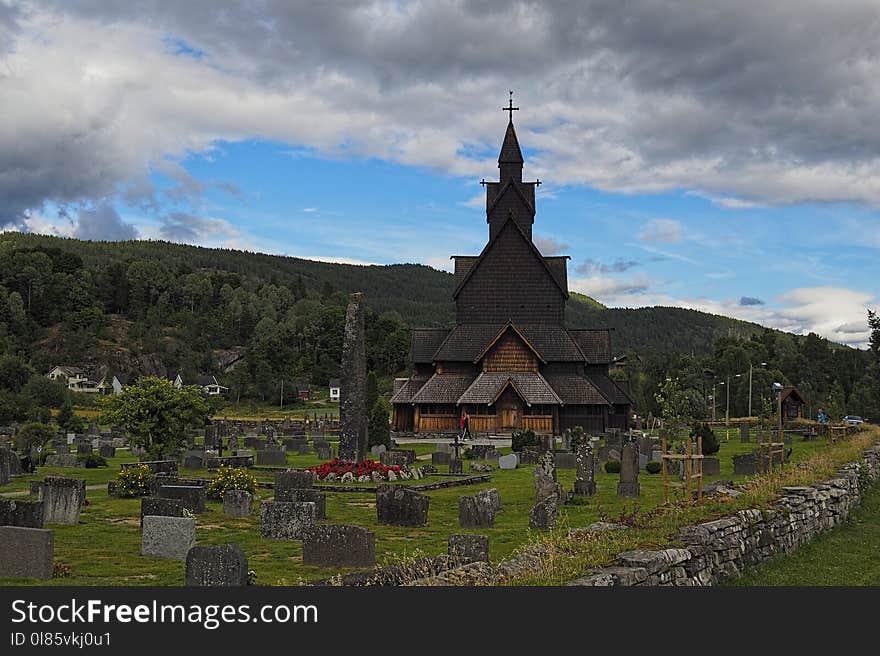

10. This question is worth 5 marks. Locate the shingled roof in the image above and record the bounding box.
[517,324,584,362]
[432,324,504,362]
[568,329,612,364]
[390,376,430,404]
[410,328,452,363]
[410,374,476,404]
[499,120,524,163]
[452,257,478,290]
[543,374,609,406]
[588,373,633,405]
[458,371,562,406]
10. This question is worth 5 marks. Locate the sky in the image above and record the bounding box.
[1,1,879,347]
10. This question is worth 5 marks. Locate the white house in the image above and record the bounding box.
[47,366,107,394]
[175,373,228,395]
[329,378,341,402]
[111,373,137,395]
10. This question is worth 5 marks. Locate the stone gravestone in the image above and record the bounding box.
[448,534,489,563]
[142,516,196,560]
[638,436,654,457]
[733,452,759,475]
[185,544,248,586]
[316,444,333,461]
[223,490,253,517]
[370,444,387,458]
[574,443,597,497]
[554,451,577,469]
[45,454,82,468]
[476,488,503,514]
[484,448,502,463]
[0,526,54,580]
[458,493,495,528]
[339,292,367,462]
[158,485,206,513]
[538,434,554,454]
[530,452,561,529]
[256,450,287,466]
[529,496,557,530]
[519,448,539,465]
[561,428,572,452]
[498,453,518,470]
[740,423,750,443]
[140,497,185,527]
[42,477,85,525]
[432,451,451,466]
[259,501,316,540]
[0,498,44,528]
[381,449,416,466]
[99,444,116,459]
[376,484,429,526]
[702,457,721,476]
[1,446,22,476]
[302,525,376,568]
[617,443,641,498]
[275,471,325,519]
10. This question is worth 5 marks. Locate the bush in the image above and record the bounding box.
[115,464,152,498]
[511,429,538,452]
[604,460,621,474]
[13,422,56,455]
[691,422,720,455]
[570,425,586,451]
[367,397,391,449]
[207,465,258,500]
[646,461,662,474]
[78,454,108,469]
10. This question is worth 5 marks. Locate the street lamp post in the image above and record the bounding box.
[748,362,768,418]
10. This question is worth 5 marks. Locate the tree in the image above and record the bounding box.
[14,421,56,456]
[99,377,210,459]
[0,354,33,393]
[22,375,67,408]
[56,402,84,433]
[367,397,391,449]
[869,309,880,362]
[654,376,692,437]
[365,371,379,410]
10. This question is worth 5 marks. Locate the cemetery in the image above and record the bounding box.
[1,418,877,586]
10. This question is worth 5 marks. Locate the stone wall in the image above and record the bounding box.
[567,444,880,586]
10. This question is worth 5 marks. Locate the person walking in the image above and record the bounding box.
[463,411,471,440]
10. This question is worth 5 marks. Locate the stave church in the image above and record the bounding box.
[391,98,632,435]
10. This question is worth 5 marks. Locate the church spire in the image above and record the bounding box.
[498,91,523,182]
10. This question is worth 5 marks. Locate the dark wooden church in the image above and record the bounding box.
[391,100,632,435]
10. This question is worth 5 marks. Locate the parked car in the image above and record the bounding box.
[842,415,864,425]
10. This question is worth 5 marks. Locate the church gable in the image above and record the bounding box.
[487,182,535,240]
[481,327,540,372]
[455,219,567,324]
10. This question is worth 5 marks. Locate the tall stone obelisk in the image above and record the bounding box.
[338,292,367,462]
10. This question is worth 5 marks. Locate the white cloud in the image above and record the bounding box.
[637,219,684,244]
[533,235,568,255]
[423,256,454,272]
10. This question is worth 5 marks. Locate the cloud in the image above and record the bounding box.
[739,296,765,306]
[158,213,238,243]
[4,0,880,224]
[570,275,651,298]
[460,193,484,209]
[638,219,684,244]
[533,235,568,255]
[576,258,639,275]
[424,256,454,272]
[72,204,139,241]
[302,208,317,213]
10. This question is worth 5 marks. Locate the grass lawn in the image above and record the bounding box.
[1,426,875,586]
[727,481,880,586]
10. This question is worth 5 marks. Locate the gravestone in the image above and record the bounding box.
[183,455,205,470]
[432,451,451,466]
[519,448,539,465]
[0,526,54,580]
[0,498,44,528]
[77,442,92,455]
[142,516,196,560]
[476,488,503,514]
[617,443,640,498]
[0,451,8,486]
[740,423,750,443]
[140,497,185,527]
[185,544,248,586]
[1,446,21,477]
[638,436,654,457]
[534,452,558,502]
[449,458,463,474]
[256,450,287,466]
[498,453,519,470]
[448,534,489,563]
[458,494,495,528]
[123,460,178,476]
[376,484,429,526]
[259,501,316,540]
[53,444,70,455]
[574,443,597,497]
[468,444,491,459]
[339,292,367,462]
[554,451,577,469]
[638,454,649,471]
[275,470,315,494]
[277,488,326,519]
[436,442,450,453]
[99,444,116,459]
[223,490,253,517]
[484,448,502,463]
[42,477,85,525]
[302,525,376,568]
[370,444,387,458]
[702,457,721,476]
[381,449,415,466]
[158,485,206,513]
[561,428,572,452]
[316,445,333,461]
[529,495,557,530]
[538,435,554,454]
[733,452,759,475]
[45,454,82,468]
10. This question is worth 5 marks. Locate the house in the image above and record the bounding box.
[46,366,107,394]
[391,103,631,435]
[174,373,228,395]
[779,386,807,420]
[328,378,340,402]
[297,384,311,401]
[111,373,137,395]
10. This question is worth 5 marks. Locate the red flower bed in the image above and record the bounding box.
[307,458,401,480]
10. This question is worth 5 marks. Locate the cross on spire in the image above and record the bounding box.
[503,90,519,122]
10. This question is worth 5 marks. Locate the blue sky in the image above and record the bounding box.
[2,1,879,346]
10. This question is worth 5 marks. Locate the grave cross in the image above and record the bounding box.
[503,90,519,121]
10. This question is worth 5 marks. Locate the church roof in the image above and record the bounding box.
[451,214,569,300]
[390,375,431,404]
[499,120,524,163]
[543,374,610,406]
[457,371,562,406]
[588,373,633,405]
[431,322,586,363]
[568,329,612,364]
[410,373,475,404]
[410,328,452,363]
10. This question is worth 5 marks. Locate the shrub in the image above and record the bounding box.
[13,422,56,455]
[570,425,586,451]
[691,422,720,455]
[367,397,391,449]
[207,465,258,500]
[511,429,538,452]
[646,461,662,474]
[604,460,621,474]
[78,454,108,469]
[115,464,152,498]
